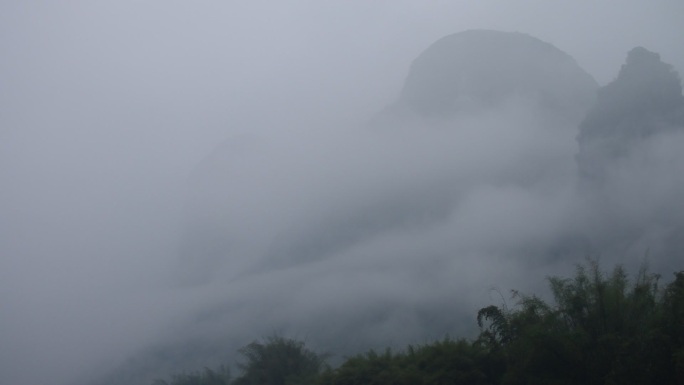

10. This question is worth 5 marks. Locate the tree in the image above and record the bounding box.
[152,365,231,385]
[476,260,683,385]
[660,271,684,383]
[233,336,327,385]
[322,338,493,385]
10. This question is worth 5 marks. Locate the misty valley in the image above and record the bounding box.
[153,263,684,385]
[93,30,684,385]
[3,11,684,384]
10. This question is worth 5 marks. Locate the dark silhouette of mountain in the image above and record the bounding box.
[572,47,684,270]
[378,29,597,124]
[576,46,684,183]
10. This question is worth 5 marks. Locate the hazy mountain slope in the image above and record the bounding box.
[577,46,684,182]
[179,30,598,286]
[573,46,684,268]
[96,31,607,385]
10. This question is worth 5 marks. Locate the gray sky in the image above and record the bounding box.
[1,2,683,385]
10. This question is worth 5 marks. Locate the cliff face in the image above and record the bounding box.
[391,30,597,122]
[576,46,684,183]
[572,47,684,265]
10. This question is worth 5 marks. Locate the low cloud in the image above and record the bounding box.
[2,3,683,385]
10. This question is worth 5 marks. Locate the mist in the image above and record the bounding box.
[2,2,684,385]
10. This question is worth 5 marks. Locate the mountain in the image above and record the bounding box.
[377,29,597,124]
[98,31,603,385]
[573,46,684,268]
[180,30,599,285]
[98,33,684,385]
[577,46,684,183]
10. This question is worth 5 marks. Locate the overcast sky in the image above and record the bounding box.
[1,2,684,385]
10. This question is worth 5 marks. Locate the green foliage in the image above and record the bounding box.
[321,348,404,385]
[233,336,327,385]
[477,305,513,348]
[154,262,684,385]
[661,271,684,382]
[152,365,231,385]
[321,338,493,385]
[476,260,683,385]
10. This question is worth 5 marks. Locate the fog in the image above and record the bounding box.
[2,2,684,385]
